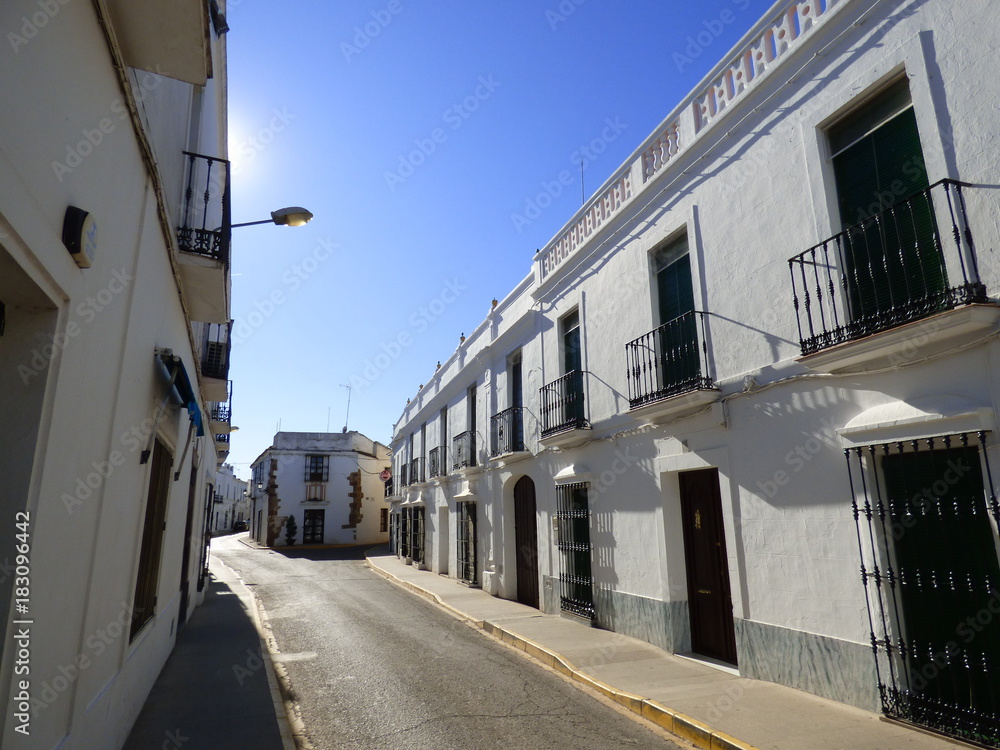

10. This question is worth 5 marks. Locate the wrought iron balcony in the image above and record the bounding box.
[383,477,394,497]
[201,322,231,380]
[210,403,231,423]
[409,457,425,484]
[215,433,230,444]
[540,370,589,437]
[491,407,525,456]
[177,151,231,263]
[453,431,476,469]
[626,311,713,410]
[789,179,987,356]
[399,464,409,488]
[428,446,446,478]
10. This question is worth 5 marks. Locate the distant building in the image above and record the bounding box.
[0,1,232,746]
[212,464,249,533]
[387,0,1000,747]
[249,432,391,547]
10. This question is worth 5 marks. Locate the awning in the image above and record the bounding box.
[156,349,205,437]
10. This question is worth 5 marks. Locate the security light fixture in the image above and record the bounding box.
[231,207,314,229]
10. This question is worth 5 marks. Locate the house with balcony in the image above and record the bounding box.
[248,431,391,548]
[212,463,249,533]
[0,1,233,747]
[387,0,1000,746]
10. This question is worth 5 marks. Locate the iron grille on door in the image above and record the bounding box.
[457,501,478,585]
[846,432,1000,747]
[555,482,594,620]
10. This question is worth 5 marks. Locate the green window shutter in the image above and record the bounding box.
[831,104,946,324]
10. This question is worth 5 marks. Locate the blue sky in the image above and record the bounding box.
[225,0,778,477]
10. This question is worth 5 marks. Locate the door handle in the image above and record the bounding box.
[698,589,712,595]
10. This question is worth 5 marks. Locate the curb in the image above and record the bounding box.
[367,558,761,750]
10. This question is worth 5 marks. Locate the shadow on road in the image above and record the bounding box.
[269,543,387,562]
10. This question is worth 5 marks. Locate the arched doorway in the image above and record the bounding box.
[513,476,539,608]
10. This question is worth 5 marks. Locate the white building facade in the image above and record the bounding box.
[0,1,234,747]
[249,432,391,548]
[388,0,1000,746]
[212,463,249,533]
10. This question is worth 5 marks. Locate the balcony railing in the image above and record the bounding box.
[177,151,231,263]
[211,403,231,422]
[384,477,394,497]
[453,431,476,469]
[490,407,525,456]
[625,311,713,409]
[540,370,589,437]
[428,446,446,478]
[789,179,987,356]
[409,457,425,484]
[215,433,230,444]
[201,322,232,380]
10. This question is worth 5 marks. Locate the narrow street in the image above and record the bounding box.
[211,536,684,750]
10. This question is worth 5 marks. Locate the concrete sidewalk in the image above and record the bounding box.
[366,551,969,750]
[123,555,294,750]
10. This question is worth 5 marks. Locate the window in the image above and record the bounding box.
[131,438,173,640]
[380,507,389,533]
[847,433,1000,745]
[466,383,477,434]
[302,509,325,544]
[304,455,329,482]
[555,482,594,620]
[653,234,700,388]
[828,77,940,326]
[457,501,478,585]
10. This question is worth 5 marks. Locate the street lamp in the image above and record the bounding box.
[231,206,314,229]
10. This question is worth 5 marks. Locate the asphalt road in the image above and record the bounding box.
[212,536,684,750]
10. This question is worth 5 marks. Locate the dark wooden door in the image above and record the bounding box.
[679,468,737,664]
[513,476,539,608]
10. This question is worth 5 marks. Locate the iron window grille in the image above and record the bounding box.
[625,311,714,409]
[177,151,231,263]
[846,432,1000,747]
[399,510,410,558]
[457,501,478,586]
[555,482,595,620]
[491,407,526,456]
[305,455,329,483]
[399,463,408,488]
[789,179,987,356]
[403,506,425,565]
[453,431,476,469]
[540,371,590,437]
[409,457,425,484]
[428,446,446,478]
